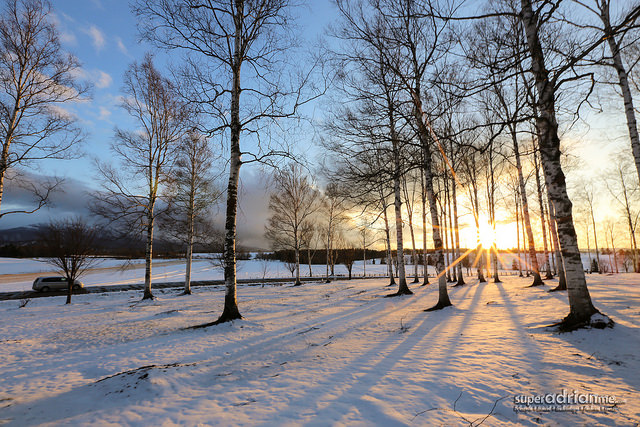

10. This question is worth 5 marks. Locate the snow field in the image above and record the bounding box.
[0,274,638,426]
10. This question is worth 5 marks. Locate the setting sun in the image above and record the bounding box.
[459,217,519,250]
[479,222,496,248]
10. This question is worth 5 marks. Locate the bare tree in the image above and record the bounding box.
[532,145,553,279]
[94,54,190,300]
[264,163,319,286]
[164,131,221,294]
[0,0,88,218]
[299,220,317,278]
[134,0,317,324]
[580,182,601,273]
[606,152,640,272]
[590,0,640,184]
[402,168,420,283]
[358,218,375,277]
[467,10,545,287]
[604,218,619,274]
[519,0,617,329]
[320,182,348,283]
[39,217,98,304]
[460,144,487,282]
[333,0,456,306]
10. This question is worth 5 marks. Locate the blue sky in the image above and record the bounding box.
[43,0,337,180]
[1,0,338,242]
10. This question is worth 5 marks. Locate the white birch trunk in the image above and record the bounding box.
[521,0,601,328]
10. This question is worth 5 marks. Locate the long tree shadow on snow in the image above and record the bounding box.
[252,282,483,425]
[255,308,448,426]
[1,282,420,425]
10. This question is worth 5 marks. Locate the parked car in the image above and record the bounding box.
[32,277,84,292]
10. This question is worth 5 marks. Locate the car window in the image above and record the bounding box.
[43,277,66,282]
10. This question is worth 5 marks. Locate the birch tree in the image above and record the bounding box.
[581,182,601,274]
[264,163,319,286]
[135,0,315,323]
[467,9,545,286]
[519,0,619,329]
[94,54,190,300]
[591,0,640,184]
[334,0,456,308]
[606,153,640,272]
[164,131,221,294]
[0,0,87,218]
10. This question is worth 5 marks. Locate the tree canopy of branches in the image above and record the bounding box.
[164,131,222,294]
[264,163,319,286]
[0,0,88,219]
[94,54,190,300]
[134,0,317,325]
[39,217,98,304]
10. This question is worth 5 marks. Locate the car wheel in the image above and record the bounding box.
[41,286,50,292]
[73,284,80,290]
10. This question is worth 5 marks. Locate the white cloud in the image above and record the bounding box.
[85,25,106,51]
[94,70,112,89]
[60,31,77,45]
[98,107,111,121]
[46,105,77,121]
[115,37,130,56]
[69,67,112,89]
[50,13,76,45]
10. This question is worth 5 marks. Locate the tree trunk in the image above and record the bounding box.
[472,182,486,282]
[611,231,619,274]
[511,129,543,286]
[585,222,592,271]
[534,148,553,278]
[447,175,457,282]
[589,205,601,274]
[294,244,301,286]
[215,19,244,323]
[0,106,19,213]
[420,167,430,285]
[143,213,154,300]
[522,208,530,277]
[520,0,603,329]
[516,191,523,277]
[452,169,465,286]
[185,229,193,295]
[325,232,331,282]
[385,90,411,297]
[548,202,557,274]
[409,211,419,283]
[382,200,396,285]
[363,236,367,278]
[548,192,567,291]
[66,277,73,305]
[412,93,451,310]
[599,0,640,185]
[441,180,452,282]
[185,191,194,295]
[488,144,501,283]
[390,161,411,295]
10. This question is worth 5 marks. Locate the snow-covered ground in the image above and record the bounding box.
[0,250,586,293]
[0,256,429,293]
[0,273,638,425]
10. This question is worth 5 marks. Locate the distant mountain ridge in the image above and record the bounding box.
[0,225,44,244]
